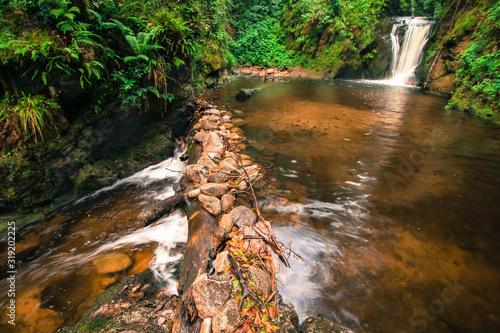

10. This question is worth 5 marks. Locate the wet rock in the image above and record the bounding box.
[219,161,237,173]
[204,108,221,116]
[301,316,355,333]
[203,132,224,159]
[194,130,208,143]
[246,266,272,295]
[208,172,228,183]
[198,154,218,172]
[200,183,229,197]
[186,164,210,183]
[213,250,230,273]
[192,273,232,319]
[188,188,201,198]
[93,252,132,274]
[212,299,240,333]
[275,302,300,333]
[200,317,212,333]
[229,206,256,227]
[219,214,233,231]
[199,194,222,216]
[220,194,234,212]
[200,118,219,131]
[232,119,248,127]
[221,157,239,169]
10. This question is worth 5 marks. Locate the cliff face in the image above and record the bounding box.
[424,0,499,122]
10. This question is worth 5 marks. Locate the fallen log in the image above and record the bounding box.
[235,87,260,100]
[137,192,186,226]
[172,202,228,332]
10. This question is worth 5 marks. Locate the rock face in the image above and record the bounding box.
[212,299,240,333]
[192,274,232,319]
[93,253,132,274]
[198,194,222,216]
[301,316,355,333]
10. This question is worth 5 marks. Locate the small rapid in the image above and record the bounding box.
[0,152,188,332]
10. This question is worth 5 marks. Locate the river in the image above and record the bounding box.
[1,77,500,332]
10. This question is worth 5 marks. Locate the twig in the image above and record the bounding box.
[227,253,264,309]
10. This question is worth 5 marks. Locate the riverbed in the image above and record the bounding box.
[1,77,500,332]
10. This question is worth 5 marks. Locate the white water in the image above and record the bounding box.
[385,17,434,86]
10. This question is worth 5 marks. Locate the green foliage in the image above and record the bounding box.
[449,2,500,120]
[13,94,59,143]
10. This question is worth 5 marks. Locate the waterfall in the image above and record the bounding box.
[388,17,434,86]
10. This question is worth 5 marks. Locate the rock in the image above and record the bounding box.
[232,118,248,127]
[201,183,229,197]
[93,253,132,274]
[188,188,201,198]
[192,273,232,319]
[198,154,218,171]
[301,316,355,333]
[229,206,256,227]
[230,127,245,135]
[239,154,251,160]
[269,257,280,274]
[235,180,248,191]
[208,115,221,123]
[276,303,300,333]
[200,118,219,131]
[219,214,233,231]
[199,194,222,216]
[246,266,272,295]
[194,130,209,143]
[213,250,230,273]
[220,194,234,212]
[212,299,240,333]
[193,123,202,130]
[204,108,221,116]
[186,164,210,183]
[219,161,237,173]
[221,157,239,169]
[203,132,224,160]
[200,318,212,333]
[208,172,228,184]
[241,159,253,167]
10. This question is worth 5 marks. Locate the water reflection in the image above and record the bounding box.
[204,77,500,332]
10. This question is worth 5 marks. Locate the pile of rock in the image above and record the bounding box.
[235,66,291,81]
[183,101,289,333]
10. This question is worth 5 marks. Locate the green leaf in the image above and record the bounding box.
[42,72,48,85]
[232,279,240,288]
[173,57,185,68]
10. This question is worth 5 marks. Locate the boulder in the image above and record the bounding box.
[208,172,228,184]
[186,164,210,183]
[200,183,229,197]
[221,158,239,169]
[213,250,230,273]
[200,118,219,131]
[229,206,256,227]
[194,130,208,143]
[219,214,233,231]
[198,154,218,172]
[246,266,272,295]
[212,299,240,333]
[218,161,237,173]
[188,188,200,199]
[220,194,234,213]
[203,132,224,160]
[204,108,221,116]
[198,194,222,216]
[192,273,232,319]
[93,253,132,274]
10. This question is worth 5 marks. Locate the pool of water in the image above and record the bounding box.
[2,76,499,333]
[203,77,500,332]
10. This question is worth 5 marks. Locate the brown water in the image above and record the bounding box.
[0,156,187,332]
[203,77,500,332]
[2,77,500,333]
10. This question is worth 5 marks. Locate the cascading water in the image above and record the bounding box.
[388,17,434,85]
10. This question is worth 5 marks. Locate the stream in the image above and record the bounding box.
[2,77,500,333]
